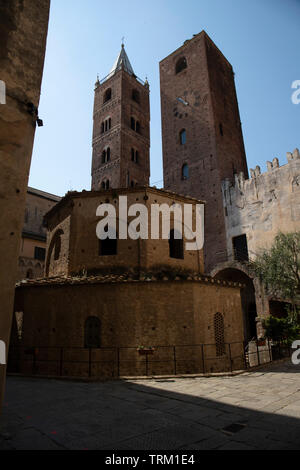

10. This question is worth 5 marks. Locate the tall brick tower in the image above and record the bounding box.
[160,31,248,272]
[91,44,150,190]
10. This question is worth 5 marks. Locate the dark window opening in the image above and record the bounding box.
[105,180,110,190]
[99,226,117,256]
[175,57,187,74]
[103,88,112,103]
[34,246,46,261]
[54,235,61,260]
[182,163,189,180]
[214,312,225,356]
[131,148,139,163]
[132,89,140,103]
[169,229,184,259]
[102,150,106,163]
[219,123,223,136]
[131,117,141,134]
[106,147,110,162]
[233,234,249,262]
[84,316,101,348]
[101,181,106,189]
[108,118,111,129]
[180,129,186,145]
[26,269,33,279]
[101,122,104,133]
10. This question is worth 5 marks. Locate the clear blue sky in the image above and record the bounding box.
[29,0,300,196]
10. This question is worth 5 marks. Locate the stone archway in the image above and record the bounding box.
[211,261,266,341]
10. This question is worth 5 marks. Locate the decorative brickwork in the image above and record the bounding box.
[160,31,248,273]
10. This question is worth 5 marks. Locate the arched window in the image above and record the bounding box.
[103,88,111,103]
[54,234,61,260]
[26,269,33,279]
[108,118,111,129]
[180,129,186,145]
[131,148,139,163]
[182,163,189,180]
[169,229,184,259]
[214,312,225,356]
[106,147,110,162]
[99,225,117,255]
[101,181,106,189]
[84,316,101,348]
[102,150,106,163]
[175,57,187,74]
[101,122,104,133]
[105,180,110,190]
[132,89,140,103]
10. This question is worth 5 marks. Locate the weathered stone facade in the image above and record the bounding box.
[12,275,245,377]
[17,187,60,281]
[44,187,204,277]
[222,148,300,260]
[160,31,248,273]
[0,0,50,410]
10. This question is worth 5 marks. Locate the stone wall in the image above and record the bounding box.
[44,187,204,277]
[222,148,300,260]
[0,0,50,411]
[11,277,244,377]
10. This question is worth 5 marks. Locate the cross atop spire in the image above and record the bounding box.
[109,43,135,77]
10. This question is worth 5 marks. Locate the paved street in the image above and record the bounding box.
[1,360,300,450]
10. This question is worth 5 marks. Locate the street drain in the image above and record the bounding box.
[221,422,247,435]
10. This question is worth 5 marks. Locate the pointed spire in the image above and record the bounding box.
[109,43,135,77]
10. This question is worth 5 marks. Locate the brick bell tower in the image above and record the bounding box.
[160,31,248,273]
[91,43,150,190]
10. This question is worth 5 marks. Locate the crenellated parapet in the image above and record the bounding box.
[221,148,300,261]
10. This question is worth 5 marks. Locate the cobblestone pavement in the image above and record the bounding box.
[1,360,300,450]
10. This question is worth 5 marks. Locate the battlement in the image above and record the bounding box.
[224,148,300,189]
[222,147,300,261]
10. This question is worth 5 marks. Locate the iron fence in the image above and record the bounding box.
[7,340,291,379]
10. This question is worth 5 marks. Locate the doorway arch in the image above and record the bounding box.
[212,264,258,341]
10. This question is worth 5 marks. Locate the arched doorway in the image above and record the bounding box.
[212,266,258,342]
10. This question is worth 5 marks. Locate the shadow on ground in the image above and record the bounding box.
[0,360,300,450]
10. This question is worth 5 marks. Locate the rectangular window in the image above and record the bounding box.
[34,246,46,261]
[232,234,248,262]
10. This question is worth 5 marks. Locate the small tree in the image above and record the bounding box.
[262,316,300,345]
[250,232,300,321]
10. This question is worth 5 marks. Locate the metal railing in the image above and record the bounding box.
[7,340,290,379]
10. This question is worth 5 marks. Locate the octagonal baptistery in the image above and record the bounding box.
[44,186,205,277]
[11,187,246,378]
